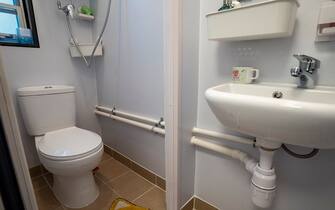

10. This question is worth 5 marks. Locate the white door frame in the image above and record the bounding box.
[163,0,181,209]
[0,49,38,210]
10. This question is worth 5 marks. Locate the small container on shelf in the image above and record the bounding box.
[77,13,95,21]
[76,6,95,21]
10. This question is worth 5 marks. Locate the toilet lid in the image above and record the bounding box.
[37,127,102,160]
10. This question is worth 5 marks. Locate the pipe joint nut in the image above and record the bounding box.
[251,164,276,190]
[251,183,276,209]
[251,165,276,208]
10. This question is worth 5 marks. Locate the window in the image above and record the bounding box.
[0,0,39,47]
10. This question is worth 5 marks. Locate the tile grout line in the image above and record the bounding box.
[96,167,131,184]
[94,173,123,197]
[105,146,166,182]
[101,155,113,163]
[39,179,64,210]
[154,184,166,192]
[34,152,163,209]
[42,177,64,210]
[104,155,166,192]
[99,154,147,185]
[128,168,166,192]
[94,174,121,196]
[35,185,49,192]
[108,169,131,182]
[42,174,53,189]
[96,157,166,201]
[132,186,156,202]
[30,172,49,181]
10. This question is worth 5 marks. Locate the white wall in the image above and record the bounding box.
[195,0,335,209]
[94,0,165,177]
[0,0,165,175]
[179,0,200,207]
[0,0,100,167]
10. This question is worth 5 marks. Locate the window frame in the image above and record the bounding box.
[0,0,39,48]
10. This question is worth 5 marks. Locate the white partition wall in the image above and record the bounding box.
[94,0,165,177]
[178,0,200,207]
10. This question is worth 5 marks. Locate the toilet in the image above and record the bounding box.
[17,85,103,208]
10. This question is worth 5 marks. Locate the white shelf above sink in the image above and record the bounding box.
[206,0,300,41]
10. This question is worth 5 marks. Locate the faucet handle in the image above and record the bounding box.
[293,54,320,74]
[290,67,301,77]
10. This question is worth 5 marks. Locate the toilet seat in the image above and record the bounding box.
[36,126,103,161]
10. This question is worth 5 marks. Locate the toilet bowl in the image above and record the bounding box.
[36,127,103,208]
[17,85,103,208]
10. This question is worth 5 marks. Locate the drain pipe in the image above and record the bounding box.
[191,137,257,173]
[191,136,281,208]
[251,139,281,209]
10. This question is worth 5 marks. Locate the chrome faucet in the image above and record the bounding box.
[57,0,75,18]
[290,54,320,88]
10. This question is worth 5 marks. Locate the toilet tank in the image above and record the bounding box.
[17,85,76,136]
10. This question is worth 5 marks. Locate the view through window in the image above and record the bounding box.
[0,0,39,47]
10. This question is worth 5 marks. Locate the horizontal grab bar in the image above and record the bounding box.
[96,105,165,127]
[95,106,256,144]
[94,110,165,136]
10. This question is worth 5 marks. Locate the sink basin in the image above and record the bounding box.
[205,83,335,149]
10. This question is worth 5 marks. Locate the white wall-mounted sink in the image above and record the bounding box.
[205,83,335,149]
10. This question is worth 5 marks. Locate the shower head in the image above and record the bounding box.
[57,0,75,18]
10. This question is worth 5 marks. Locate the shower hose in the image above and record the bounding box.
[66,0,112,68]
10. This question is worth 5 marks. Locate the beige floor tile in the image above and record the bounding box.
[32,176,48,191]
[134,187,166,210]
[44,173,54,187]
[29,165,43,178]
[107,171,153,201]
[194,198,218,210]
[101,152,112,162]
[35,156,164,210]
[181,198,194,210]
[64,179,118,210]
[96,158,130,182]
[35,187,62,210]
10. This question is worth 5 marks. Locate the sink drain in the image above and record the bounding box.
[272,91,283,99]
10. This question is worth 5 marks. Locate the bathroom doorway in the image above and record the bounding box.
[0,113,25,210]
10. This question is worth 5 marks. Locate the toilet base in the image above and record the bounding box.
[52,172,99,208]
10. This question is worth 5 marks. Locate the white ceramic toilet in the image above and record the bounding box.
[17,85,103,208]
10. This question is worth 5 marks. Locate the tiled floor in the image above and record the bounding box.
[31,152,166,210]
